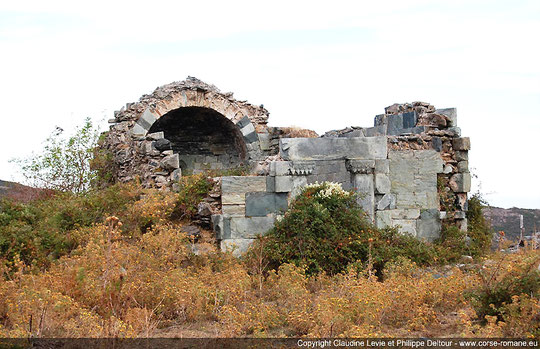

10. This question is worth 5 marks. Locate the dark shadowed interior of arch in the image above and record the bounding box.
[148,107,248,174]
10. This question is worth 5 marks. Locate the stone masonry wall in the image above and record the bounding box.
[103,78,471,255]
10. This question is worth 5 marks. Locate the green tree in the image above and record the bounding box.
[11,118,100,193]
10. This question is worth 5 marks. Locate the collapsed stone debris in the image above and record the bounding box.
[103,77,471,254]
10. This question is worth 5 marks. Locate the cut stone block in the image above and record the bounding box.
[376,211,392,229]
[138,109,158,130]
[280,137,387,161]
[449,173,471,193]
[221,193,246,205]
[391,209,420,220]
[221,176,266,194]
[416,209,441,241]
[229,216,276,239]
[375,173,391,194]
[455,151,468,161]
[393,219,417,236]
[245,192,288,217]
[221,239,254,257]
[275,176,293,193]
[402,111,417,128]
[375,159,389,174]
[376,193,396,210]
[457,161,469,173]
[146,131,164,140]
[269,161,291,176]
[160,154,179,170]
[453,137,471,151]
[222,204,245,215]
[352,174,374,219]
[346,159,375,174]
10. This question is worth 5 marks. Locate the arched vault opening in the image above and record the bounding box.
[148,106,248,174]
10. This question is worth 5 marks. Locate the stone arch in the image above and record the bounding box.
[147,106,249,173]
[128,82,264,165]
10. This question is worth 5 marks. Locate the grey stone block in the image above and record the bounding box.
[386,114,403,135]
[221,193,245,205]
[269,161,291,176]
[236,116,251,128]
[280,137,387,161]
[266,176,275,192]
[243,131,259,144]
[160,154,179,170]
[212,215,231,240]
[222,176,266,193]
[245,192,289,217]
[364,125,387,137]
[275,176,293,193]
[130,123,146,136]
[153,138,172,151]
[146,131,164,140]
[138,109,157,130]
[222,204,245,215]
[453,137,471,151]
[229,216,276,239]
[375,159,389,174]
[290,176,308,198]
[352,174,374,219]
[374,114,386,126]
[346,159,375,174]
[376,193,396,210]
[376,211,392,229]
[221,238,254,257]
[258,133,271,150]
[449,173,471,193]
[393,219,417,236]
[435,108,457,127]
[171,168,181,182]
[391,209,420,220]
[375,173,391,194]
[240,122,255,136]
[432,137,442,152]
[457,161,469,173]
[416,209,441,241]
[402,111,417,128]
[448,127,461,137]
[456,151,468,161]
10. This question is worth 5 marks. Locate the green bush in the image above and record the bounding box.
[249,182,438,276]
[466,193,492,256]
[172,173,214,220]
[467,250,540,322]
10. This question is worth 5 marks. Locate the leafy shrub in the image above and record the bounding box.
[251,182,438,276]
[466,193,492,256]
[172,173,214,220]
[467,250,540,324]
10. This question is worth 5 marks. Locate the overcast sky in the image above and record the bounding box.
[0,0,538,209]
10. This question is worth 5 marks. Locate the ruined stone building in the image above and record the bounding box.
[103,77,471,254]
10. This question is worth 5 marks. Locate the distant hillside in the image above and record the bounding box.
[0,179,47,202]
[483,206,540,241]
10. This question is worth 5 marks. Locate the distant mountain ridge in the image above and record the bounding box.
[483,206,540,241]
[0,179,47,202]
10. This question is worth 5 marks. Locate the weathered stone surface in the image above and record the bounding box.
[416,209,440,241]
[269,161,291,176]
[432,137,442,152]
[455,151,468,161]
[153,138,172,151]
[222,193,246,205]
[364,125,387,137]
[376,211,392,228]
[453,137,471,151]
[377,193,396,210]
[375,159,389,174]
[160,154,179,170]
[435,108,457,127]
[245,192,288,217]
[375,173,391,194]
[146,131,164,141]
[391,209,420,220]
[222,204,245,215]
[170,168,181,182]
[229,216,276,239]
[449,173,471,193]
[280,137,387,160]
[222,176,266,194]
[394,219,417,236]
[346,159,375,174]
[220,239,254,256]
[353,174,374,219]
[457,161,469,173]
[274,176,293,193]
